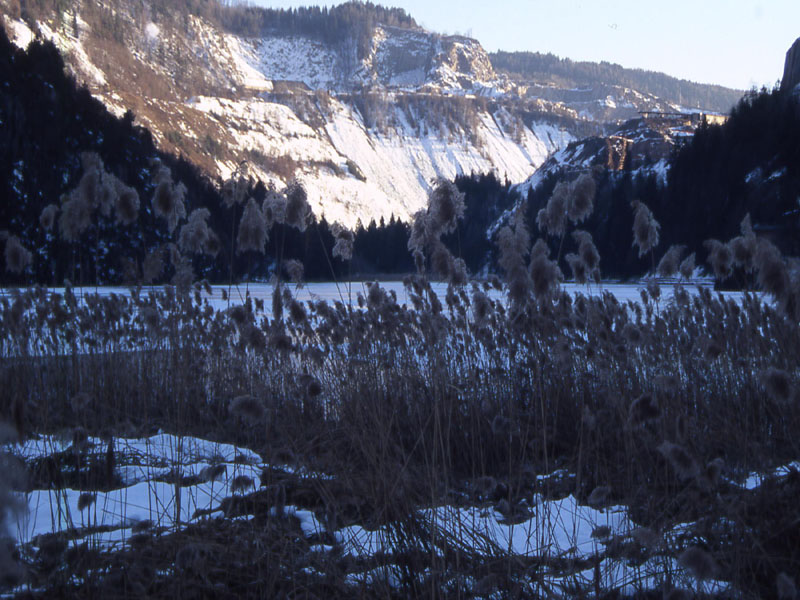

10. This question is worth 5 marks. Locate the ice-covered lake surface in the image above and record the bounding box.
[0,279,749,311]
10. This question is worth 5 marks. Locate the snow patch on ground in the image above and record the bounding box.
[15,433,265,544]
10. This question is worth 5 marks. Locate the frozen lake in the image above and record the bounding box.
[0,279,750,311]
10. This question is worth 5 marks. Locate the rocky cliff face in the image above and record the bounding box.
[0,0,733,228]
[782,37,800,93]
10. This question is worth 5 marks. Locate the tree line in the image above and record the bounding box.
[490,50,743,114]
[2,25,797,286]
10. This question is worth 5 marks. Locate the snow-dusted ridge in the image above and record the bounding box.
[1,4,716,228]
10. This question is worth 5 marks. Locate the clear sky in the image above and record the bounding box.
[249,0,800,90]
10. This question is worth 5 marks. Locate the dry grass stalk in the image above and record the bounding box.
[777,572,797,599]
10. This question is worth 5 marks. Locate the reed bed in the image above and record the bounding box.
[1,175,800,598]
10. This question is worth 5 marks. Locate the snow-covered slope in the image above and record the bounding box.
[0,2,719,228]
[186,93,569,227]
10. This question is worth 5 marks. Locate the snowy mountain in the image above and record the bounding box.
[0,0,739,228]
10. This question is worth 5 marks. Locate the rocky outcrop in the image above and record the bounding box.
[781,37,800,93]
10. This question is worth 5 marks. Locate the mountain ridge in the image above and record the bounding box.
[1,0,743,228]
[490,50,743,114]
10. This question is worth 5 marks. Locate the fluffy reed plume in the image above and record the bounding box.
[235,199,267,257]
[243,324,266,351]
[272,285,283,320]
[587,485,611,508]
[729,214,757,271]
[3,235,32,274]
[565,252,587,283]
[628,394,659,426]
[529,239,562,301]
[471,289,491,322]
[407,215,428,272]
[537,181,569,237]
[430,240,454,279]
[704,239,734,281]
[96,172,118,218]
[222,169,249,208]
[450,257,468,285]
[76,152,101,205]
[39,204,59,231]
[331,223,354,261]
[231,475,255,494]
[631,200,660,257]
[646,280,661,302]
[657,441,698,480]
[262,188,286,227]
[229,304,248,327]
[755,238,789,300]
[568,173,596,223]
[761,367,793,403]
[427,178,465,235]
[678,546,717,581]
[283,259,304,283]
[178,208,213,255]
[289,299,307,324]
[284,180,312,231]
[151,165,187,233]
[200,464,226,483]
[77,492,96,511]
[59,190,92,242]
[57,151,126,238]
[229,395,264,424]
[679,252,696,280]
[657,245,685,277]
[497,211,532,307]
[142,247,165,284]
[622,322,642,345]
[591,525,612,540]
[631,527,661,550]
[573,230,600,272]
[205,230,221,257]
[406,180,467,279]
[777,572,797,599]
[538,174,595,236]
[110,181,138,226]
[168,250,194,292]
